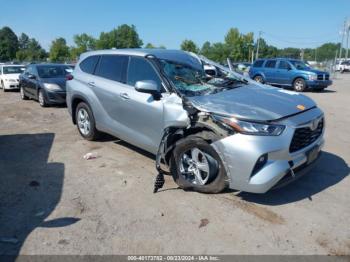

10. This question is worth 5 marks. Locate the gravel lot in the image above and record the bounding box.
[0,74,349,256]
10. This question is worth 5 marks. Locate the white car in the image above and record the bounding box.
[0,64,26,91]
[335,61,350,72]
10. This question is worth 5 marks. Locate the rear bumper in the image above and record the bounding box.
[306,80,332,88]
[211,107,325,193]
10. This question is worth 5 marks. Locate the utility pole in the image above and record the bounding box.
[255,31,262,60]
[346,20,350,60]
[339,19,347,61]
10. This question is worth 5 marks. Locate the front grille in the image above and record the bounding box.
[317,74,329,80]
[289,118,324,153]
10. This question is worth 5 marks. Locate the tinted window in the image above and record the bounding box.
[253,60,264,68]
[265,60,277,68]
[37,65,70,78]
[95,55,127,82]
[127,57,161,87]
[3,66,26,74]
[80,55,99,74]
[278,60,290,70]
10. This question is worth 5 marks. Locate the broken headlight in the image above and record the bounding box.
[214,116,285,136]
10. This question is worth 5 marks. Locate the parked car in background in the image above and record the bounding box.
[335,60,350,73]
[249,58,332,91]
[66,49,325,194]
[19,64,71,107]
[0,64,26,91]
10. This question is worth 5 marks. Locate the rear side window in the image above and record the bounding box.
[265,60,277,68]
[127,57,161,87]
[95,55,128,82]
[278,60,290,69]
[253,60,264,68]
[79,55,99,74]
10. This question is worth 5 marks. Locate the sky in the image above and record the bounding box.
[1,0,349,51]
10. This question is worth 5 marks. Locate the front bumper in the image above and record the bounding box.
[211,107,325,193]
[45,90,66,104]
[3,81,20,90]
[306,79,332,88]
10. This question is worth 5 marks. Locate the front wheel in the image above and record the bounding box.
[20,86,28,100]
[170,135,228,193]
[1,82,7,92]
[38,89,48,107]
[293,78,306,92]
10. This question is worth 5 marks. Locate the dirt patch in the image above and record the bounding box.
[220,196,285,225]
[316,237,350,255]
[199,218,209,228]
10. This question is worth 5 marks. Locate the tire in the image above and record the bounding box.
[20,86,28,100]
[253,75,264,84]
[38,89,48,107]
[293,78,306,92]
[75,102,100,141]
[1,82,7,92]
[170,134,228,193]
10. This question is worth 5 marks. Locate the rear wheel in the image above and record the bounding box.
[293,78,306,92]
[170,135,228,193]
[253,75,264,83]
[75,102,100,141]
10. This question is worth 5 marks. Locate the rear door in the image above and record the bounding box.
[275,60,292,85]
[263,59,277,83]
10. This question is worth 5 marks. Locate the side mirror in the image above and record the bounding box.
[135,80,159,95]
[28,74,36,80]
[287,67,292,71]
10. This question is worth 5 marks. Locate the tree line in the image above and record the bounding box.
[0,25,344,64]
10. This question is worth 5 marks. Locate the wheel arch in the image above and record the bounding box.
[71,95,90,124]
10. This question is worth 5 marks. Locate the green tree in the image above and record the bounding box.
[49,37,70,62]
[16,34,47,62]
[0,26,19,61]
[180,39,198,53]
[70,33,96,60]
[96,24,143,49]
[225,28,243,61]
[145,43,155,48]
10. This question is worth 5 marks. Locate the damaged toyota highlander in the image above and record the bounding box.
[66,49,325,194]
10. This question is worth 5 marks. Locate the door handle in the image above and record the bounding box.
[119,93,130,100]
[87,82,95,87]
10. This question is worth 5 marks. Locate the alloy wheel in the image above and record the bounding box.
[294,80,304,91]
[38,91,45,106]
[179,148,212,185]
[77,108,91,136]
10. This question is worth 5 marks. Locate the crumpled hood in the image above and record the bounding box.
[41,78,66,90]
[187,84,316,121]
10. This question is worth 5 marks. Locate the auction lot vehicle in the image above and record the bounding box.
[19,63,71,107]
[335,60,350,73]
[67,49,325,193]
[249,58,332,92]
[0,64,26,91]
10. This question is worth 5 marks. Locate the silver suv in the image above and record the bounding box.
[66,49,325,194]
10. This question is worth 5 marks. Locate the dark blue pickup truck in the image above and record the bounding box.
[248,58,332,92]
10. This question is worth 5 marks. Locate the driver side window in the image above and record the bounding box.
[127,57,162,89]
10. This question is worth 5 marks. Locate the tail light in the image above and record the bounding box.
[66,74,74,81]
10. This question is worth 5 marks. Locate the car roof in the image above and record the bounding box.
[32,63,70,67]
[80,49,203,70]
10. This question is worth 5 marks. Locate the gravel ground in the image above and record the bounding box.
[0,74,349,256]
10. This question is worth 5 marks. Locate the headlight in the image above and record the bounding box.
[308,74,317,81]
[214,116,285,136]
[43,83,62,91]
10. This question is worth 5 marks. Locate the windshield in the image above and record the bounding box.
[37,65,71,78]
[160,58,246,97]
[290,60,311,70]
[3,66,26,74]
